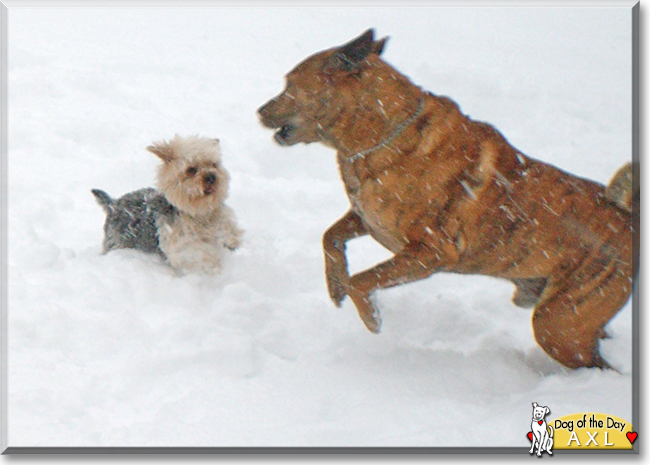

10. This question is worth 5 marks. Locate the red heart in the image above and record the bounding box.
[538,420,544,425]
[527,432,533,442]
[627,432,638,444]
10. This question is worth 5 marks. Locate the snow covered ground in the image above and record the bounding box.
[5,5,635,449]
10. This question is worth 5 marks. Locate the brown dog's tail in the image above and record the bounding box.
[605,162,638,213]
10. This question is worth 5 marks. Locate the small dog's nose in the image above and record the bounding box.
[204,173,216,185]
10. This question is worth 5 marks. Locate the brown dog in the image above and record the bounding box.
[258,29,635,369]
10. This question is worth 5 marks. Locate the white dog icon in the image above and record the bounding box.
[529,402,554,456]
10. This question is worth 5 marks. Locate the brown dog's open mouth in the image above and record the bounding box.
[274,124,295,145]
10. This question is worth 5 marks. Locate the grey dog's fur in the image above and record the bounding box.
[91,187,176,257]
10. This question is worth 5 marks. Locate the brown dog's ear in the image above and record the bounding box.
[340,29,375,64]
[372,36,388,56]
[147,141,176,163]
[327,28,383,73]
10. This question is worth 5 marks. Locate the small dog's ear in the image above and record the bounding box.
[147,142,175,163]
[532,402,538,408]
[545,407,550,416]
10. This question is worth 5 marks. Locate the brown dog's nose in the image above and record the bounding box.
[258,103,271,122]
[258,99,270,115]
[258,98,282,128]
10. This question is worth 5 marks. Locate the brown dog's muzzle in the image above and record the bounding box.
[257,99,280,128]
[258,95,299,146]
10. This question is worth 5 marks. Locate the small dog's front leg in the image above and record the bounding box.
[323,210,368,307]
[348,243,443,333]
[223,228,244,251]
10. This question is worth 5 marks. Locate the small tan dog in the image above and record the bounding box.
[93,135,243,274]
[147,135,243,274]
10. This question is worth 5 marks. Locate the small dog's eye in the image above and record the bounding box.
[212,163,218,169]
[186,167,197,176]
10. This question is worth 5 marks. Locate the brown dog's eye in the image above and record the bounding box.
[186,167,197,177]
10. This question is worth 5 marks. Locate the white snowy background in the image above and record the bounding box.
[5,5,635,449]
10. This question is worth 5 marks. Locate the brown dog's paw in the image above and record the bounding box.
[511,278,547,308]
[591,353,616,371]
[326,272,349,307]
[361,311,382,334]
[348,290,382,333]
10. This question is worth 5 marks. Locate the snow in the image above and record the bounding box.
[5,5,635,449]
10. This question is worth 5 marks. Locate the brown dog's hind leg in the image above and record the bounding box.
[531,257,632,368]
[323,210,368,307]
[347,243,443,333]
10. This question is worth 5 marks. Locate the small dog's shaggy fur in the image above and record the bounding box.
[92,135,243,274]
[91,187,172,257]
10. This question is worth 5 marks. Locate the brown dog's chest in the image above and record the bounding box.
[338,156,422,253]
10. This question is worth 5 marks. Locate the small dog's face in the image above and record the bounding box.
[532,402,550,422]
[147,135,229,216]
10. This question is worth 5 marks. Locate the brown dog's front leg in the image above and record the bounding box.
[348,243,443,333]
[323,210,368,306]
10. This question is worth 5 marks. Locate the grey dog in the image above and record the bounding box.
[91,187,176,257]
